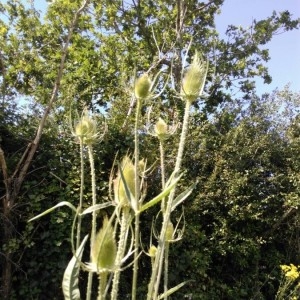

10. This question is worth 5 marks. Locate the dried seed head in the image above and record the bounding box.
[91,216,116,271]
[134,73,151,99]
[181,52,207,103]
[75,113,98,145]
[114,156,135,207]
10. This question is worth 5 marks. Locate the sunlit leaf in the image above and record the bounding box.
[28,201,77,222]
[62,235,88,300]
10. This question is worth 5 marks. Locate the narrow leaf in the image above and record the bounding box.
[81,202,113,215]
[28,201,77,222]
[171,181,197,212]
[62,235,88,300]
[158,281,188,299]
[139,174,183,213]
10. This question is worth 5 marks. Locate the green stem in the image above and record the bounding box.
[97,272,108,300]
[159,140,169,299]
[159,140,169,300]
[163,242,170,300]
[159,140,166,212]
[132,98,142,300]
[147,100,192,300]
[86,145,97,300]
[111,207,130,300]
[76,140,84,250]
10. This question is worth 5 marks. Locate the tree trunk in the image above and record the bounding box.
[2,203,13,300]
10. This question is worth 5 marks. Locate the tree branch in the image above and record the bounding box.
[11,0,90,199]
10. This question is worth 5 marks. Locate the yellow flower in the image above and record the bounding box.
[285,264,299,280]
[280,264,290,272]
[280,264,300,280]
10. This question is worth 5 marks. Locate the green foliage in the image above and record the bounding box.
[1,1,300,299]
[174,91,300,299]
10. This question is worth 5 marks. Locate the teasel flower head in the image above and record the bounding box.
[134,73,151,100]
[181,51,208,103]
[114,156,136,208]
[148,117,178,142]
[74,110,99,145]
[147,245,157,267]
[155,117,173,141]
[91,216,117,272]
[147,245,157,258]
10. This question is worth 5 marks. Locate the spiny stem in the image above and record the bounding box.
[86,145,97,300]
[159,140,169,299]
[147,100,192,300]
[111,207,130,300]
[97,272,108,300]
[159,140,166,212]
[160,141,166,189]
[132,98,142,300]
[76,140,84,250]
[164,242,170,300]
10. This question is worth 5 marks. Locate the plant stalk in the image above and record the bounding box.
[132,98,142,300]
[159,140,166,212]
[86,145,97,300]
[111,207,131,300]
[97,272,108,300]
[76,140,84,250]
[147,99,192,300]
[163,242,170,300]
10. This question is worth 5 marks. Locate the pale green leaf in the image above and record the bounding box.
[28,201,77,222]
[139,173,183,213]
[62,235,88,300]
[81,202,113,215]
[171,181,197,212]
[157,281,188,299]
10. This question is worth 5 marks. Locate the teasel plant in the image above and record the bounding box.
[28,50,208,299]
[146,51,208,300]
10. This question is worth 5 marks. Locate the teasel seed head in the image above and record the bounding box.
[154,118,168,140]
[134,73,151,100]
[91,216,116,271]
[114,156,136,207]
[181,52,208,103]
[148,245,157,258]
[75,112,98,145]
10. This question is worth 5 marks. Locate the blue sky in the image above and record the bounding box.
[215,0,300,94]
